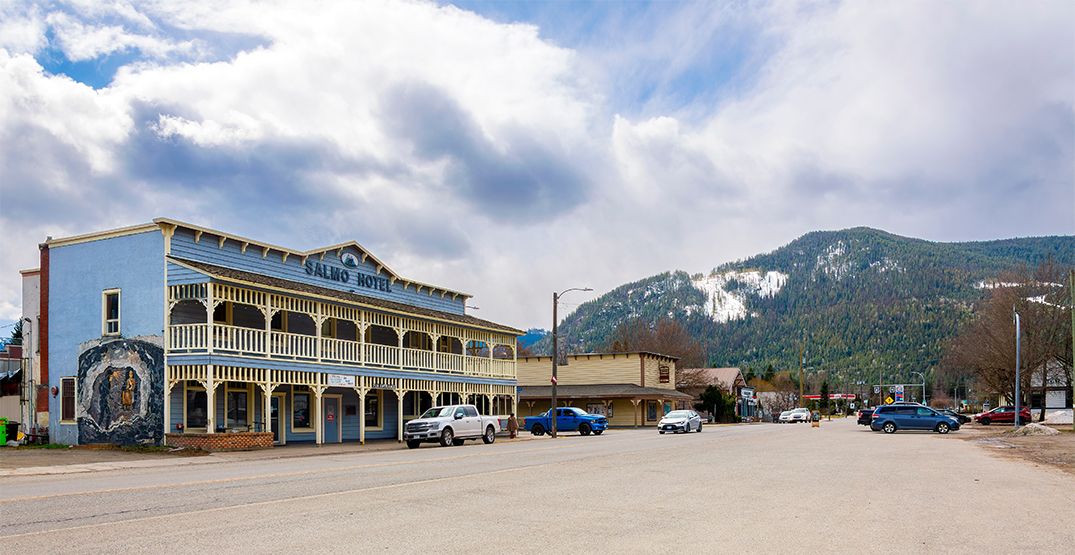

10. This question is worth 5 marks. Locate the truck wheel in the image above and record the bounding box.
[439,428,454,447]
[579,423,591,436]
[482,425,496,444]
[531,424,545,436]
[406,440,422,449]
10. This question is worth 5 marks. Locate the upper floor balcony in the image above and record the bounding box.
[166,282,518,380]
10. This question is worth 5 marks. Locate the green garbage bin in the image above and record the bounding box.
[0,417,7,444]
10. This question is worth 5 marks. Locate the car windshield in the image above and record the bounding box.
[665,411,691,418]
[420,407,452,418]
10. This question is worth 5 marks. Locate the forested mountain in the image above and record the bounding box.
[532,228,1074,385]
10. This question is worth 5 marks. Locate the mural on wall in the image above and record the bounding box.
[77,336,164,445]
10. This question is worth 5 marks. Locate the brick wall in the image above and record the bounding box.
[165,432,273,451]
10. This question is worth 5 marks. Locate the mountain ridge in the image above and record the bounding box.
[533,227,1074,383]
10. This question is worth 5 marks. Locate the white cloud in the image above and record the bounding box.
[0,0,1071,331]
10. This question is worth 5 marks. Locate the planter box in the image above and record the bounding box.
[166,432,273,452]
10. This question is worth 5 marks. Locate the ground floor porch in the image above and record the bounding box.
[166,364,516,446]
[517,384,694,427]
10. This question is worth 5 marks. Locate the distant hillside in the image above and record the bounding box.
[533,228,1075,383]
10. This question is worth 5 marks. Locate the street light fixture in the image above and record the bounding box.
[550,287,592,438]
[910,371,927,405]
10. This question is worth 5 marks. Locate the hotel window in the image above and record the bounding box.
[658,364,670,383]
[61,377,76,422]
[226,383,249,429]
[102,289,120,335]
[292,389,312,430]
[185,385,208,429]
[365,390,380,428]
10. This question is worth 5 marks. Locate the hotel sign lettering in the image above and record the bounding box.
[304,260,392,293]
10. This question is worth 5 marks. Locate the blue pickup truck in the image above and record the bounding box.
[525,407,608,436]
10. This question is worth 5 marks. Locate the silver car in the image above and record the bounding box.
[658,410,702,434]
[779,408,811,423]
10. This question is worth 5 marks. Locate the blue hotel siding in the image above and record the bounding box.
[48,230,166,445]
[168,227,466,314]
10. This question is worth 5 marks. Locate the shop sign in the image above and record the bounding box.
[326,374,356,387]
[370,382,395,390]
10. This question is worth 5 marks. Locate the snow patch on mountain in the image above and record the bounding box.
[691,270,788,323]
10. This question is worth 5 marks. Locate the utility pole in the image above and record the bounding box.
[551,291,558,438]
[1014,307,1022,429]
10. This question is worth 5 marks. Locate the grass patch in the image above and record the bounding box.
[15,443,71,450]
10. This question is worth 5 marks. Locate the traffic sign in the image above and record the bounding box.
[874,385,881,394]
[885,396,894,404]
[850,402,856,410]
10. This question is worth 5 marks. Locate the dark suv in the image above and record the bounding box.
[870,405,960,434]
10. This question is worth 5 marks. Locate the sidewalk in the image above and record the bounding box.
[0,434,541,477]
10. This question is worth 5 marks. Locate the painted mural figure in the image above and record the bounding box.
[122,370,136,410]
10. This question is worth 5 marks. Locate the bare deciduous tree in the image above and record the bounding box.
[942,261,1073,419]
[606,317,706,369]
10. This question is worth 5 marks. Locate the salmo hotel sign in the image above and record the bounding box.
[304,252,392,293]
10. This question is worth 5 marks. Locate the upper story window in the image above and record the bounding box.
[102,289,121,335]
[658,364,670,383]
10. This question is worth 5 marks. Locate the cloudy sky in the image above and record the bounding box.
[0,0,1072,331]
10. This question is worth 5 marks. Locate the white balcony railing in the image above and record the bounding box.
[167,323,515,379]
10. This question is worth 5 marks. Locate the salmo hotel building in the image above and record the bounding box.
[30,219,521,448]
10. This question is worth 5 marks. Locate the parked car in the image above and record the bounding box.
[974,406,1031,426]
[938,409,971,424]
[658,410,702,434]
[779,408,811,423]
[525,407,608,436]
[856,408,875,426]
[404,404,500,448]
[870,404,960,434]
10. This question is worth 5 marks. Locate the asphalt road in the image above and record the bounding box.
[1,419,1073,553]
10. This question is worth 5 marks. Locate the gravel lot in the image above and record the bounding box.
[1,419,1073,554]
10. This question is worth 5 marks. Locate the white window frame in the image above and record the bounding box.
[102,289,121,336]
[60,376,77,423]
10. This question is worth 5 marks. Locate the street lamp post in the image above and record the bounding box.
[551,287,592,438]
[1013,308,1022,428]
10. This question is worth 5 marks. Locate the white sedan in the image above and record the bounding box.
[658,410,703,434]
[779,408,812,423]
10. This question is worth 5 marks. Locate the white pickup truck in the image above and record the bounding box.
[403,404,501,448]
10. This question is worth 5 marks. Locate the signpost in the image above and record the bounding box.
[894,385,904,402]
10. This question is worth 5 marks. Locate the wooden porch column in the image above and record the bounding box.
[313,388,323,445]
[358,388,367,445]
[262,381,273,437]
[396,390,405,442]
[205,364,216,434]
[631,399,641,428]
